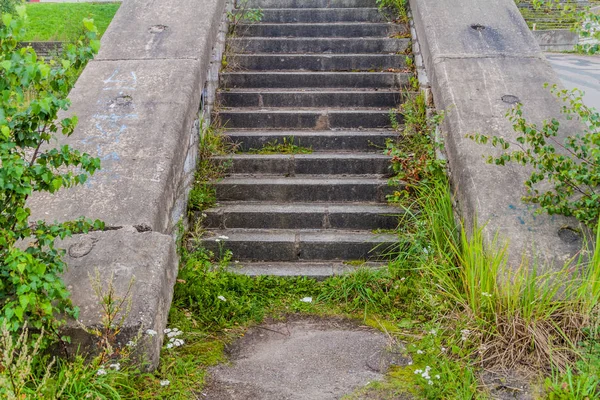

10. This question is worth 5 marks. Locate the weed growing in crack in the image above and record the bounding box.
[244,136,313,155]
[187,120,237,216]
[376,0,408,23]
[386,92,446,199]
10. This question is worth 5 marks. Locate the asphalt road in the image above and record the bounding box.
[545,53,600,111]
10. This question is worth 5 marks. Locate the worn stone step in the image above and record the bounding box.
[224,261,386,278]
[225,130,398,152]
[200,229,398,261]
[245,0,377,8]
[218,89,404,108]
[246,8,385,23]
[235,23,404,38]
[212,153,391,175]
[218,108,401,129]
[221,71,409,89]
[228,37,409,54]
[201,202,401,230]
[228,53,406,71]
[215,175,396,202]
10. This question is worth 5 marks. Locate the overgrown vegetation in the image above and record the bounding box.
[470,85,599,231]
[376,0,408,24]
[517,0,600,54]
[187,122,237,214]
[22,3,119,42]
[0,7,102,340]
[386,90,445,200]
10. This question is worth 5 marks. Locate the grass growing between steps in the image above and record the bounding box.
[244,136,313,154]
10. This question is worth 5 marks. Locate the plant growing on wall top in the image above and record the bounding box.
[469,85,599,231]
[0,7,103,340]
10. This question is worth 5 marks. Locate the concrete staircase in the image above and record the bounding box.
[200,0,410,276]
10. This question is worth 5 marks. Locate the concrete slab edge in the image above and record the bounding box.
[26,0,230,369]
[408,0,592,269]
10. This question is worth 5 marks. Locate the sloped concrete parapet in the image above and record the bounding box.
[59,229,177,370]
[409,0,589,268]
[28,0,229,369]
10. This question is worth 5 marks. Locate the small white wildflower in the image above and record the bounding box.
[429,329,437,336]
[435,375,440,380]
[160,380,170,387]
[234,260,240,264]
[96,368,107,376]
[215,239,221,242]
[416,349,424,354]
[423,247,429,255]
[441,347,447,352]
[400,277,406,281]
[172,338,185,347]
[428,380,433,385]
[414,369,422,374]
[126,340,135,347]
[300,297,313,303]
[482,292,492,298]
[407,361,413,365]
[201,213,207,218]
[109,363,120,371]
[460,329,471,341]
[164,328,172,334]
[218,235,229,240]
[166,343,173,349]
[146,329,157,336]
[218,295,227,302]
[167,329,182,338]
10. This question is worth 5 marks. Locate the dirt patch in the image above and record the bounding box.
[201,316,407,400]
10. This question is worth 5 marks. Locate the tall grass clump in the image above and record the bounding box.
[413,180,600,372]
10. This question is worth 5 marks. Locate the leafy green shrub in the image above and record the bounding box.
[470,86,599,230]
[0,7,102,337]
[0,0,18,18]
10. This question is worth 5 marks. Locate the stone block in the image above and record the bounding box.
[409,0,591,269]
[59,229,178,370]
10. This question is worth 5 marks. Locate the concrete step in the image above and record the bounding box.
[245,0,377,8]
[200,229,398,261]
[215,175,396,202]
[218,89,405,108]
[247,8,385,23]
[220,72,410,89]
[228,53,406,71]
[224,261,386,278]
[218,108,401,129]
[201,202,401,230]
[228,37,409,54]
[212,153,391,175]
[236,23,404,38]
[225,130,398,152]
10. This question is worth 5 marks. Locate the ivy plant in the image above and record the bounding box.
[469,85,599,230]
[0,7,103,338]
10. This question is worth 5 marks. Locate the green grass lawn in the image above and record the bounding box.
[22,3,120,42]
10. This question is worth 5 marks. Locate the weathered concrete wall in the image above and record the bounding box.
[531,29,578,51]
[28,0,228,369]
[409,0,590,269]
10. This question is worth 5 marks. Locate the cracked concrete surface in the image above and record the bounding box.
[202,317,410,400]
